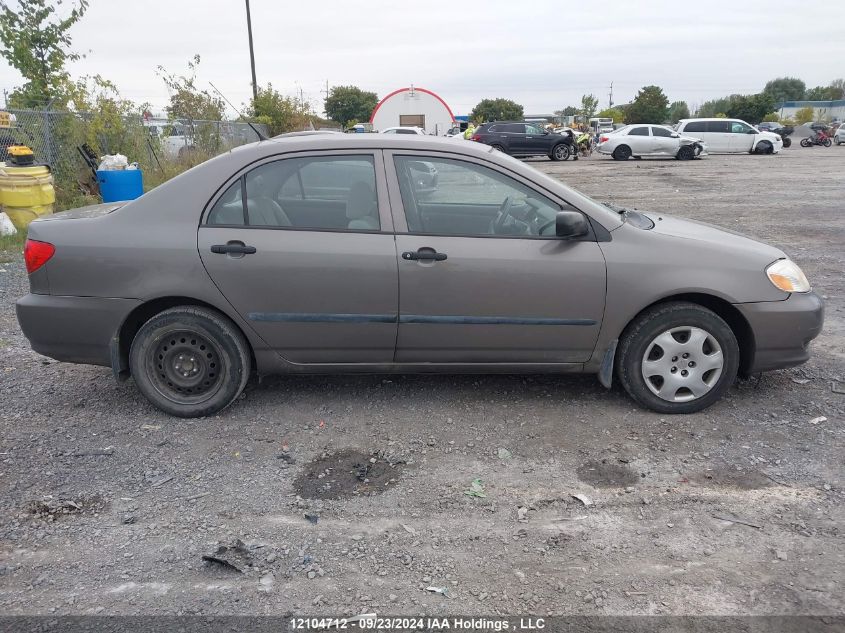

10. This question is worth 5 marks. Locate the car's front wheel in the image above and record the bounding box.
[676,145,695,160]
[617,302,739,414]
[550,143,570,161]
[129,306,251,418]
[755,141,774,154]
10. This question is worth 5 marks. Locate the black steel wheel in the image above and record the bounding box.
[129,306,251,418]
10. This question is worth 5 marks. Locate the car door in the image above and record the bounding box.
[385,151,607,364]
[704,120,731,152]
[524,123,549,154]
[728,120,755,152]
[198,151,399,364]
[500,123,529,154]
[625,126,651,154]
[649,126,677,155]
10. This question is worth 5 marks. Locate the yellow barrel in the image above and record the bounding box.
[0,163,56,230]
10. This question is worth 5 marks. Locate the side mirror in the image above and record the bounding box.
[555,211,589,238]
[671,132,680,138]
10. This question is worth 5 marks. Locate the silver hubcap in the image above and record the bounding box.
[641,326,723,402]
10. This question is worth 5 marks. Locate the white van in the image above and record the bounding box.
[675,118,783,154]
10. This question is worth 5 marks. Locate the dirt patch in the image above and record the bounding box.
[292,449,405,500]
[576,459,639,488]
[26,494,108,521]
[690,465,773,490]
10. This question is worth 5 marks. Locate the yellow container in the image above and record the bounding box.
[0,163,56,230]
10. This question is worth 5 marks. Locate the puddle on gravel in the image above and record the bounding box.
[690,465,772,490]
[292,449,405,500]
[576,460,639,488]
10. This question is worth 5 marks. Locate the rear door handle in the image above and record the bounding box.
[402,249,447,261]
[210,242,257,255]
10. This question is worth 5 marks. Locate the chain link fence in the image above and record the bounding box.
[1,107,268,187]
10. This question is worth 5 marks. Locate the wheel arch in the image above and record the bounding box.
[616,292,755,377]
[112,296,256,380]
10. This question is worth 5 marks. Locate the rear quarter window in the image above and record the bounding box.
[682,121,707,133]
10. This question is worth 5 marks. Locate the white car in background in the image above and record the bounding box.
[380,126,427,135]
[834,124,845,145]
[596,124,706,160]
[675,118,783,154]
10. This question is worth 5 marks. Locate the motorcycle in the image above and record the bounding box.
[772,125,793,148]
[800,129,832,148]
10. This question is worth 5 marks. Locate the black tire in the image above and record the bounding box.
[755,141,773,155]
[612,145,632,160]
[676,145,695,160]
[800,138,811,148]
[550,143,570,161]
[782,137,792,148]
[490,144,505,153]
[616,302,739,414]
[822,138,832,147]
[129,306,251,418]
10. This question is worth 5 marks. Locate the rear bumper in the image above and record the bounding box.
[16,293,140,367]
[736,292,824,373]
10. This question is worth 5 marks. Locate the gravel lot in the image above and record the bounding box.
[0,148,843,618]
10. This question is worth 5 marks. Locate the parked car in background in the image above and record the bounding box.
[17,133,822,418]
[596,124,705,160]
[471,121,574,160]
[834,125,845,145]
[756,122,781,132]
[675,118,783,154]
[380,126,427,135]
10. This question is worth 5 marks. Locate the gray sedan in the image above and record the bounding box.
[16,134,823,417]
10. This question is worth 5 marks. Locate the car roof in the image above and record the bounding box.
[678,118,743,123]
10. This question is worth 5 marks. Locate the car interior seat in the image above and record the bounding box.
[346,181,379,230]
[246,172,292,227]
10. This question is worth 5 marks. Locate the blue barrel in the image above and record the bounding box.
[97,169,144,203]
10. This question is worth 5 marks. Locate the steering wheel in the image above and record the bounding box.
[491,196,514,234]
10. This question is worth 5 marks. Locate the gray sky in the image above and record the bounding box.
[1,0,843,116]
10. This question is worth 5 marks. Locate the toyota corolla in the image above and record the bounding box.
[16,133,823,417]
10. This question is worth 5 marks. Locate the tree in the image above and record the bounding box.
[667,101,690,123]
[158,55,224,122]
[624,85,669,124]
[804,85,833,101]
[249,83,313,135]
[725,93,775,124]
[580,94,599,119]
[697,96,733,118]
[324,85,378,127]
[596,107,625,123]
[0,0,89,107]
[794,106,815,124]
[469,98,523,123]
[829,79,845,100]
[554,105,579,117]
[762,77,806,103]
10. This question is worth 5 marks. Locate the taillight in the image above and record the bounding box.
[470,134,481,142]
[600,136,609,143]
[24,239,55,274]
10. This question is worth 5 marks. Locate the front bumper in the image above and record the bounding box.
[16,293,140,367]
[736,291,824,373]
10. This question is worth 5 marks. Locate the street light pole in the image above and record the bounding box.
[245,0,258,102]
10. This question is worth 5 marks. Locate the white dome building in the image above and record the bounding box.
[369,86,456,136]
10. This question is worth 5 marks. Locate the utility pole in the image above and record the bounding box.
[608,82,614,109]
[245,0,258,102]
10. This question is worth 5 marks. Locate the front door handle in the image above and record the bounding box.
[210,242,257,255]
[402,249,447,262]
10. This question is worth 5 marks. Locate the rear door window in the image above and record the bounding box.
[706,121,730,133]
[504,123,527,134]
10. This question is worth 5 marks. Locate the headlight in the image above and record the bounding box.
[766,259,810,293]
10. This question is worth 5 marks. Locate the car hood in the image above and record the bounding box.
[643,212,785,262]
[34,201,127,221]
[758,131,781,141]
[679,134,703,143]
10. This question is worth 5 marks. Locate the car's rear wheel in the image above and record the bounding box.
[551,143,570,161]
[129,306,251,418]
[676,145,695,160]
[490,144,505,153]
[612,145,632,160]
[617,302,739,414]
